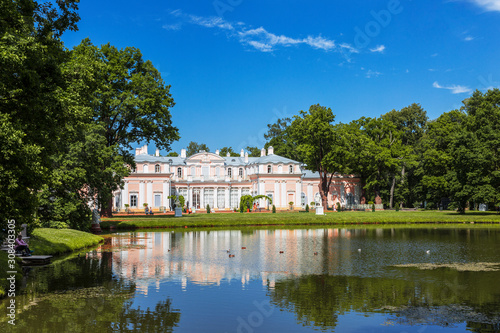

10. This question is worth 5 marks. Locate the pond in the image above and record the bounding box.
[1,227,500,332]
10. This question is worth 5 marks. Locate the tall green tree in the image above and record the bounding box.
[186,141,210,156]
[357,117,404,204]
[245,146,261,157]
[264,117,300,161]
[383,103,428,208]
[289,104,338,208]
[448,89,500,212]
[72,39,180,216]
[219,146,239,157]
[0,0,80,232]
[417,110,465,209]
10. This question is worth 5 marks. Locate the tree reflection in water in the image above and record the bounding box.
[269,273,500,333]
[0,253,181,332]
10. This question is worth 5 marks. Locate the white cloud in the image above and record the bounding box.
[433,81,472,94]
[464,36,475,41]
[468,0,500,12]
[365,70,382,78]
[162,23,181,31]
[167,10,357,54]
[370,45,386,53]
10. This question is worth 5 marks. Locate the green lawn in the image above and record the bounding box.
[30,228,104,255]
[101,210,500,229]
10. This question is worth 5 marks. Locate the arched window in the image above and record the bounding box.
[155,164,160,173]
[239,168,243,177]
[278,165,283,173]
[216,167,220,177]
[228,168,232,177]
[143,164,148,173]
[191,166,195,176]
[289,165,293,174]
[177,167,182,178]
[267,165,272,174]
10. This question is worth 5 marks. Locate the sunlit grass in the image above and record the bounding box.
[100,210,500,229]
[30,228,104,255]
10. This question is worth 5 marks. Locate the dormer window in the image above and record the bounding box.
[143,164,148,173]
[289,165,293,174]
[177,167,182,178]
[155,164,161,173]
[228,168,232,177]
[239,168,243,176]
[267,165,272,174]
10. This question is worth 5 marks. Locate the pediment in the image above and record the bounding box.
[186,152,225,163]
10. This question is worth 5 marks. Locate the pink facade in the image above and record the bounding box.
[114,145,362,211]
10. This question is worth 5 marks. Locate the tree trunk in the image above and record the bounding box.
[390,176,396,209]
[400,164,405,208]
[100,197,113,218]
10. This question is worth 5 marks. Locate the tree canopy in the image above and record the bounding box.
[186,141,210,156]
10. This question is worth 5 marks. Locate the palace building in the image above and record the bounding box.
[113,145,362,212]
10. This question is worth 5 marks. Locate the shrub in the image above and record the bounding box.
[310,201,315,207]
[206,204,211,213]
[372,203,376,212]
[272,205,276,213]
[395,204,399,212]
[289,201,294,210]
[305,204,309,212]
[336,202,341,212]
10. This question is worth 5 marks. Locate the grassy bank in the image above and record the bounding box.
[0,252,22,298]
[30,228,104,256]
[101,210,500,229]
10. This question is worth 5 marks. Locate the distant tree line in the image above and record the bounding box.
[263,90,500,213]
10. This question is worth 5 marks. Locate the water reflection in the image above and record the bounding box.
[1,227,499,332]
[0,254,181,332]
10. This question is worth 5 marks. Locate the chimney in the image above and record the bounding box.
[240,149,244,157]
[261,148,266,157]
[226,152,230,157]
[135,147,141,156]
[142,144,148,155]
[267,146,274,155]
[155,149,160,157]
[215,149,220,155]
[244,152,248,163]
[181,149,186,158]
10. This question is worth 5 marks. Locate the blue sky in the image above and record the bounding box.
[62,0,500,155]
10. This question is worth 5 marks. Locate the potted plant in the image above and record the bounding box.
[124,204,129,214]
[289,201,294,210]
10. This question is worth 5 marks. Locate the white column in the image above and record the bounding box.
[238,187,242,204]
[296,180,301,206]
[139,181,145,207]
[274,181,279,208]
[189,186,193,209]
[166,180,170,209]
[200,187,205,208]
[307,184,313,206]
[147,181,153,207]
[281,181,286,208]
[225,187,230,208]
[214,187,218,209]
[122,181,129,207]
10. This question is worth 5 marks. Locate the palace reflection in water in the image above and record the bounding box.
[2,227,500,333]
